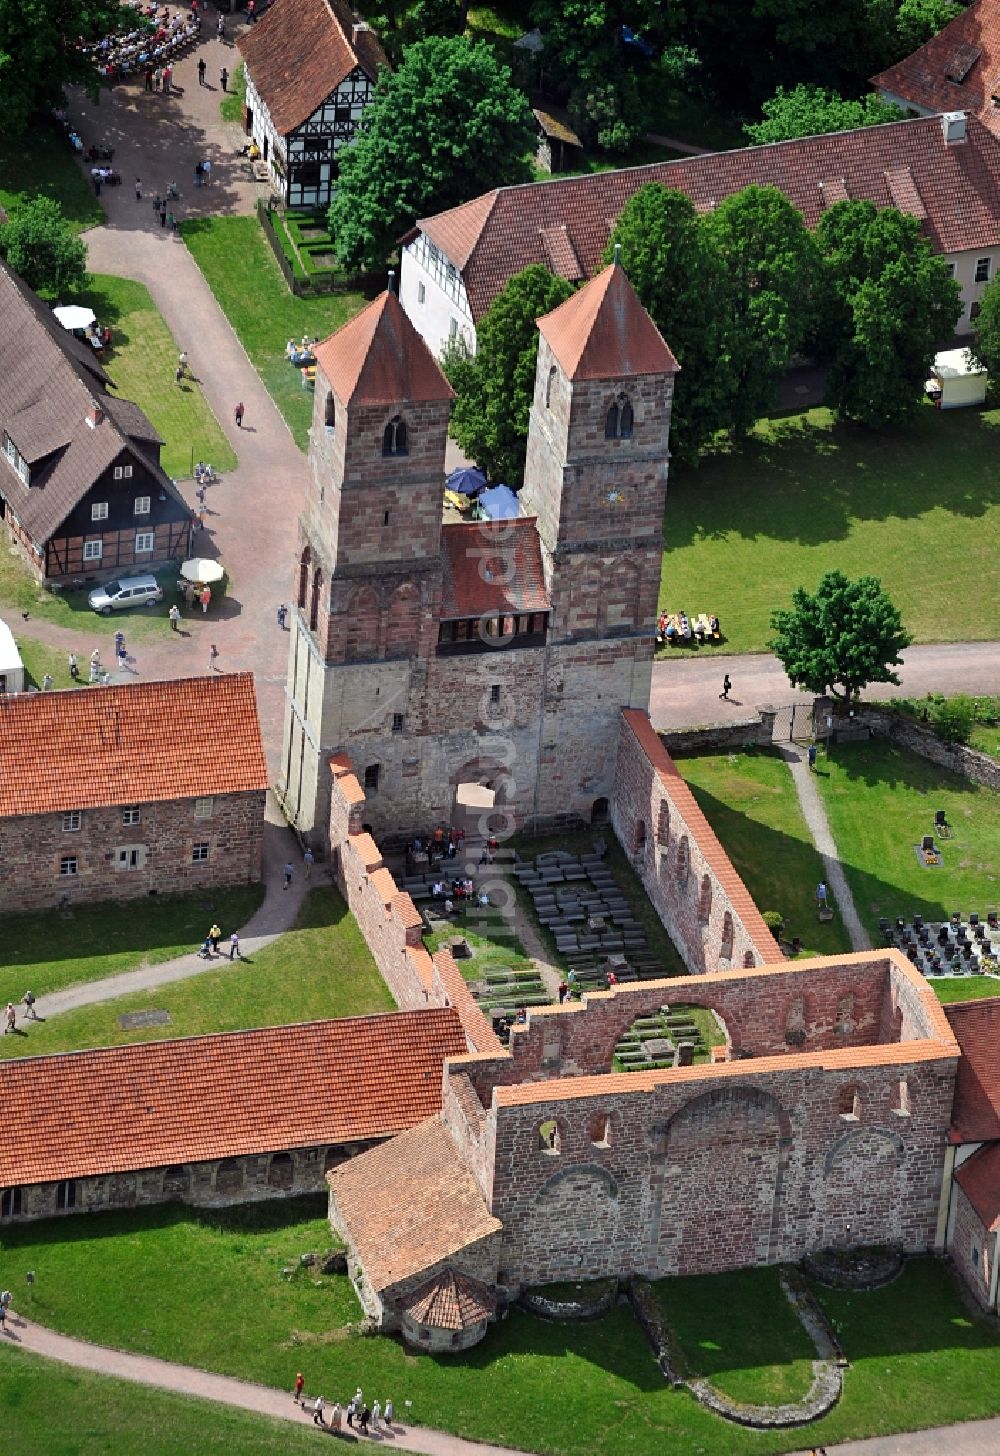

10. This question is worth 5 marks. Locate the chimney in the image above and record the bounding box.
[387,267,396,295]
[613,242,622,266]
[352,20,369,43]
[85,399,105,429]
[941,110,967,145]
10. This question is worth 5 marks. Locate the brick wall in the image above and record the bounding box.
[0,790,265,913]
[327,755,502,1052]
[948,1180,996,1309]
[612,708,781,973]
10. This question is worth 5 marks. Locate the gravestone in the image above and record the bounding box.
[118,1010,172,1030]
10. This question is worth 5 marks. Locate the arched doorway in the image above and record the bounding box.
[591,797,609,825]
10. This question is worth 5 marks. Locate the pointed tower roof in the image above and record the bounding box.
[314,290,454,407]
[536,262,679,382]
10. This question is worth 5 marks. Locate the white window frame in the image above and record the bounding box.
[135,531,155,554]
[975,257,991,283]
[60,855,78,877]
[191,841,210,862]
[417,282,426,305]
[63,810,81,832]
[194,796,214,819]
[83,539,103,561]
[134,496,151,516]
[121,805,141,826]
[114,464,134,480]
[91,502,109,521]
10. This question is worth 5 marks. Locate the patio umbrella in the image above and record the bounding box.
[53,304,97,331]
[476,485,519,521]
[446,466,487,497]
[179,558,225,584]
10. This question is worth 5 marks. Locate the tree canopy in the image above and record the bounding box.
[0,0,125,136]
[744,84,902,144]
[606,185,732,463]
[895,0,963,53]
[769,570,912,702]
[0,197,87,297]
[703,186,818,437]
[329,36,534,273]
[814,199,962,426]
[972,275,1000,392]
[442,264,574,487]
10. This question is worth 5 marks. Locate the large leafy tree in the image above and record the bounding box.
[972,275,1000,392]
[329,36,534,273]
[442,265,574,487]
[606,184,733,463]
[745,84,901,144]
[0,0,126,136]
[814,200,962,426]
[895,0,963,53]
[703,186,818,438]
[769,570,912,702]
[0,197,87,296]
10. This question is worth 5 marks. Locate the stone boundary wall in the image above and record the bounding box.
[850,707,1000,792]
[327,755,501,1054]
[659,714,772,756]
[612,708,783,974]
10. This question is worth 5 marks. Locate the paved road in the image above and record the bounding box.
[650,641,1000,730]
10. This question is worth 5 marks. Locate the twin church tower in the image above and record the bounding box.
[278,263,679,845]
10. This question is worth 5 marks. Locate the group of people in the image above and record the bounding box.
[656,610,721,645]
[79,3,200,83]
[3,992,40,1035]
[431,876,489,914]
[286,337,319,367]
[199,924,242,959]
[295,1376,395,1434]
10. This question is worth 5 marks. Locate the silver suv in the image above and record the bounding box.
[88,574,163,615]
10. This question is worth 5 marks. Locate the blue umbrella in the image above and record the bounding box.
[446,466,487,497]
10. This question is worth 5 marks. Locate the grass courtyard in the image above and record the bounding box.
[0,883,264,1011]
[0,886,393,1061]
[181,216,369,449]
[4,1197,999,1456]
[675,749,852,958]
[661,405,1000,655]
[0,128,104,231]
[816,740,1000,938]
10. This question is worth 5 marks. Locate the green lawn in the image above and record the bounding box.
[0,886,392,1061]
[424,905,533,981]
[659,1267,817,1406]
[220,60,245,123]
[5,1198,999,1456]
[0,540,184,639]
[0,883,264,1010]
[661,405,1000,655]
[1,1344,333,1456]
[675,749,852,957]
[815,740,1000,938]
[181,216,369,449]
[0,128,104,230]
[930,975,1000,1003]
[74,273,236,480]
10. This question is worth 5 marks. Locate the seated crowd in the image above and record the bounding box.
[657,610,721,645]
[78,2,199,81]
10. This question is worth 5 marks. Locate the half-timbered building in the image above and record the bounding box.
[0,260,192,585]
[238,0,387,210]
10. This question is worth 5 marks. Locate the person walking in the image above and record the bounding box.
[135,176,142,201]
[168,604,181,631]
[69,652,79,680]
[209,923,221,954]
[293,1372,304,1405]
[220,66,228,91]
[162,63,172,92]
[145,65,154,91]
[312,1395,325,1427]
[283,862,293,890]
[208,642,219,672]
[247,0,255,20]
[234,401,244,428]
[194,160,203,189]
[807,743,817,771]
[22,991,38,1020]
[93,173,102,198]
[816,881,828,909]
[330,1403,342,1432]
[197,57,206,85]
[277,603,288,630]
[303,847,314,879]
[229,930,240,960]
[384,1398,394,1428]
[41,673,54,691]
[720,673,732,700]
[216,12,225,38]
[4,1003,16,1035]
[200,586,211,615]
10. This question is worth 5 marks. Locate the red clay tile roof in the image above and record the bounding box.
[415,114,1000,323]
[954,1142,1000,1231]
[314,290,454,408]
[238,0,387,136]
[539,223,584,281]
[0,673,268,817]
[328,1115,501,1291]
[538,263,679,381]
[946,997,1000,1142]
[402,1267,497,1329]
[874,0,1000,138]
[440,519,550,620]
[0,1010,466,1187]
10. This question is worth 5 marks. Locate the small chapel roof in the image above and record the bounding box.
[402,1267,497,1329]
[439,519,550,620]
[536,263,679,382]
[314,290,454,407]
[954,1142,1000,1231]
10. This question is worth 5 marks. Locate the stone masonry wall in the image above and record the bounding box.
[612,708,781,974]
[949,1180,996,1310]
[0,790,265,914]
[487,1049,957,1289]
[852,707,1000,793]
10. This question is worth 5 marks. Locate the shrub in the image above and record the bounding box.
[933,694,975,745]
